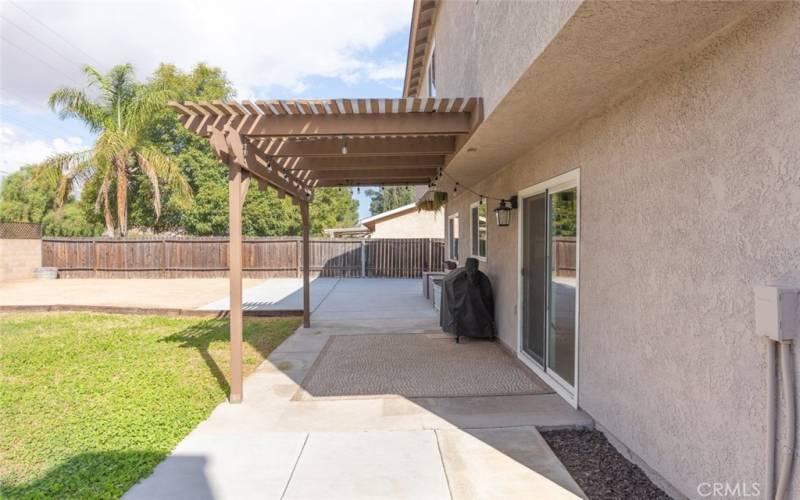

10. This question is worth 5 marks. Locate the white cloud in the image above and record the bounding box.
[366,61,407,81]
[0,124,86,174]
[1,0,412,109]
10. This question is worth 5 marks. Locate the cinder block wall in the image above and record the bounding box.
[0,239,42,281]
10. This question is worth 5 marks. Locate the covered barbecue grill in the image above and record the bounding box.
[440,257,496,342]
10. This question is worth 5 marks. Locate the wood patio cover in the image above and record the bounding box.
[169,97,482,402]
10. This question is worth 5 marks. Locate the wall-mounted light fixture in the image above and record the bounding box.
[494,196,518,227]
[341,136,348,155]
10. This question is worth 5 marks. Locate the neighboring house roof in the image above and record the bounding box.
[359,203,419,230]
[403,0,439,97]
[323,227,371,238]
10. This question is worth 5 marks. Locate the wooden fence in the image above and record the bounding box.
[552,236,577,277]
[42,237,446,279]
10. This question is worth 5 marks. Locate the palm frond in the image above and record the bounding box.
[82,65,107,90]
[48,88,107,131]
[124,87,176,135]
[31,150,95,206]
[137,146,192,206]
[94,130,135,174]
[136,152,162,219]
[113,155,129,236]
[95,166,115,236]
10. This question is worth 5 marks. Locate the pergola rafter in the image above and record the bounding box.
[169,96,482,403]
[169,97,480,188]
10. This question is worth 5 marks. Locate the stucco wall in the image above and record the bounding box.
[0,239,42,281]
[371,209,444,239]
[432,0,580,114]
[443,4,800,498]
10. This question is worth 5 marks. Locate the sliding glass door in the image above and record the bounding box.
[521,193,548,365]
[519,172,579,396]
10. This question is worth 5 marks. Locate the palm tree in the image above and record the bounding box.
[38,64,191,236]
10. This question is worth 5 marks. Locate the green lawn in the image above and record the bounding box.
[0,312,300,499]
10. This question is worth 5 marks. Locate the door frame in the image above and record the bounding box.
[516,168,581,409]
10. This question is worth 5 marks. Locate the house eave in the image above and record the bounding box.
[438,0,765,190]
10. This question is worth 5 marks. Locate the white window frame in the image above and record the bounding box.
[516,168,580,409]
[470,200,487,261]
[447,213,459,262]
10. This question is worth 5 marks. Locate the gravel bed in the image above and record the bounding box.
[541,429,672,500]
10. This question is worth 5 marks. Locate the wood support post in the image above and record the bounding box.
[228,163,244,404]
[300,201,311,328]
[296,240,301,278]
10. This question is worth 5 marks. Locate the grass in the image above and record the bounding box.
[0,312,300,499]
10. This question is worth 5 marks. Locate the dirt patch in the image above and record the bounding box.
[541,429,671,500]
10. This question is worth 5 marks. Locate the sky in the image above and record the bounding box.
[0,0,414,220]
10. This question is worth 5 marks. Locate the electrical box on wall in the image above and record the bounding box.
[755,285,799,341]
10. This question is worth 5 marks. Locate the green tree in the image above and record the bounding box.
[129,63,236,233]
[41,204,103,236]
[309,188,359,234]
[26,61,358,237]
[38,64,192,236]
[551,188,577,236]
[0,166,53,223]
[0,166,101,236]
[137,64,358,236]
[364,186,416,215]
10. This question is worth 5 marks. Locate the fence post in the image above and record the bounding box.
[161,239,167,277]
[427,238,432,273]
[92,239,98,277]
[360,240,366,278]
[296,239,301,277]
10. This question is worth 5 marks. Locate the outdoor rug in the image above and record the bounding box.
[293,333,551,400]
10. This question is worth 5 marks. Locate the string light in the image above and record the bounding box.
[439,171,507,203]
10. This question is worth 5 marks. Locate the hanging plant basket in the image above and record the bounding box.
[416,190,448,212]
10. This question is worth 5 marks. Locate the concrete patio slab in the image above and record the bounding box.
[126,278,591,499]
[312,278,438,321]
[0,278,261,309]
[124,432,307,500]
[436,426,584,499]
[197,277,339,312]
[282,430,451,500]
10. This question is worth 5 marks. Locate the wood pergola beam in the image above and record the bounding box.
[310,168,437,180]
[183,112,472,138]
[207,126,313,202]
[255,136,456,157]
[289,155,444,170]
[314,178,431,187]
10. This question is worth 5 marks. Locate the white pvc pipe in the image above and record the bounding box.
[776,341,796,500]
[768,339,777,500]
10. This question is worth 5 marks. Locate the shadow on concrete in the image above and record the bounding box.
[143,279,589,499]
[0,452,211,500]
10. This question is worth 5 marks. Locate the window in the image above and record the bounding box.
[470,200,487,260]
[427,41,436,97]
[447,214,459,261]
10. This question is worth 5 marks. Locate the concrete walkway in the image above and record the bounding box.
[126,279,591,500]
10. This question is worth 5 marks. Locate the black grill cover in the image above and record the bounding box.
[440,257,496,339]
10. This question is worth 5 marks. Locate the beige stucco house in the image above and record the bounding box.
[409,1,800,499]
[325,203,444,239]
